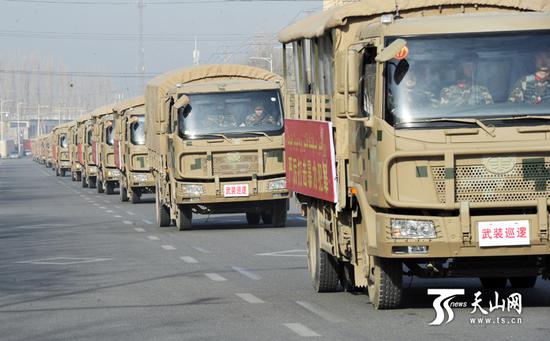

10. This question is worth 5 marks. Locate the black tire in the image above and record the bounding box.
[96,177,104,193]
[176,205,192,231]
[509,276,537,288]
[82,175,88,188]
[155,185,170,227]
[55,167,60,176]
[60,169,66,177]
[246,213,261,225]
[89,176,96,189]
[479,277,508,289]
[261,212,272,225]
[271,200,287,227]
[368,257,403,309]
[76,172,81,182]
[105,181,115,195]
[130,190,141,204]
[120,185,129,202]
[71,171,76,182]
[307,203,339,293]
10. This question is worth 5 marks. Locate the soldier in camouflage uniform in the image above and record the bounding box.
[244,103,276,127]
[440,57,494,107]
[508,49,550,104]
[401,70,438,108]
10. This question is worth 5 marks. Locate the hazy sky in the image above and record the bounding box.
[0,0,322,95]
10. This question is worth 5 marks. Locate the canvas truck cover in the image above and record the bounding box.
[278,0,550,43]
[145,64,283,154]
[114,96,145,114]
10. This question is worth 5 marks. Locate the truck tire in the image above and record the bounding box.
[261,212,272,224]
[155,188,170,227]
[479,277,507,288]
[55,167,60,176]
[72,171,77,181]
[368,257,403,310]
[82,175,88,188]
[60,169,66,177]
[89,176,96,189]
[76,172,81,182]
[509,276,537,288]
[96,177,104,193]
[105,181,115,195]
[246,213,260,225]
[131,190,141,204]
[176,205,192,231]
[120,184,129,202]
[307,203,339,292]
[271,200,287,227]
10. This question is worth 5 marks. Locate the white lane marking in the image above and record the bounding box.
[142,219,153,225]
[283,323,320,337]
[134,228,146,232]
[15,257,112,265]
[236,293,264,304]
[114,215,122,218]
[106,210,113,213]
[232,266,262,280]
[147,236,159,241]
[192,246,210,254]
[296,301,345,323]
[256,249,307,257]
[126,211,135,216]
[161,245,176,250]
[93,203,100,206]
[205,273,226,282]
[99,206,106,209]
[122,220,132,225]
[114,205,121,209]
[180,256,198,264]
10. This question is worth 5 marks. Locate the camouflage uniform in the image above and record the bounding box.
[244,113,276,127]
[508,73,550,104]
[440,84,494,106]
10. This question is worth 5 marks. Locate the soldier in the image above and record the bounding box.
[508,48,550,104]
[244,103,277,127]
[206,103,237,129]
[400,70,438,108]
[440,54,494,107]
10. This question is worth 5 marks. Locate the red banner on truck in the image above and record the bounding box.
[285,119,337,203]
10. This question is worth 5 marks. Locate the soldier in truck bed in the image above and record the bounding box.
[508,48,550,104]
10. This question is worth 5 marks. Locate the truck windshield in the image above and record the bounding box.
[178,90,284,138]
[131,117,145,145]
[59,134,68,148]
[106,123,115,146]
[385,31,550,126]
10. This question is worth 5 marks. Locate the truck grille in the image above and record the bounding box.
[432,162,550,203]
[213,152,259,175]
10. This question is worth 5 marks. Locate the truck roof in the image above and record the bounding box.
[114,96,145,114]
[278,0,550,43]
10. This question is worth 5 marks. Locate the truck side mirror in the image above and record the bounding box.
[336,50,360,94]
[375,38,407,63]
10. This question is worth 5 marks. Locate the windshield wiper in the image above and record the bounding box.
[241,131,273,142]
[484,115,550,122]
[195,133,232,143]
[398,118,496,137]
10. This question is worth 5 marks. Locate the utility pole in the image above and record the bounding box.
[138,0,145,88]
[193,36,200,66]
[0,99,13,141]
[17,102,25,156]
[249,54,273,72]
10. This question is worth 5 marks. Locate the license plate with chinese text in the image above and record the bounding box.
[478,220,530,247]
[223,184,249,197]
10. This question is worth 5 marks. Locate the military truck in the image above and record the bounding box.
[146,64,289,230]
[114,96,154,203]
[78,113,98,188]
[52,124,71,177]
[279,0,550,309]
[93,106,120,194]
[45,132,53,168]
[67,120,83,182]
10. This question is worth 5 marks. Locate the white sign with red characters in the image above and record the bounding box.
[223,184,249,197]
[478,220,530,247]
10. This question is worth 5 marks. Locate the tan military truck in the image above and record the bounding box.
[146,64,289,230]
[67,120,83,182]
[113,96,154,203]
[45,132,54,168]
[279,0,550,308]
[52,123,71,177]
[78,113,99,188]
[93,106,120,194]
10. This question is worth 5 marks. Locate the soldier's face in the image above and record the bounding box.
[255,107,264,117]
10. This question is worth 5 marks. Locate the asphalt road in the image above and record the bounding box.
[1,158,550,341]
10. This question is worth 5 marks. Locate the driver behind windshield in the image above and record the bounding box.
[243,103,277,127]
[205,103,237,128]
[508,47,550,104]
[440,53,494,107]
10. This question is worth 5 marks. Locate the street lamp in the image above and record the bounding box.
[249,54,273,72]
[0,99,13,141]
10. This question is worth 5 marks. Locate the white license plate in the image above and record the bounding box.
[223,184,249,197]
[478,220,530,247]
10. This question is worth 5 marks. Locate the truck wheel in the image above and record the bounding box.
[82,175,88,188]
[246,213,260,225]
[76,172,81,182]
[367,257,403,309]
[55,167,60,176]
[96,177,104,193]
[176,205,192,231]
[89,176,96,189]
[307,203,339,292]
[261,212,272,224]
[120,185,129,202]
[155,188,170,227]
[131,190,141,204]
[509,276,537,288]
[479,277,507,288]
[71,171,76,181]
[105,181,115,195]
[60,169,66,177]
[271,200,287,227]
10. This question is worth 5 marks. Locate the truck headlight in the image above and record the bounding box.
[268,179,286,191]
[180,184,204,197]
[132,174,149,182]
[391,219,436,239]
[107,169,120,177]
[89,166,98,174]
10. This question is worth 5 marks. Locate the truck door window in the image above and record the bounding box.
[361,46,377,118]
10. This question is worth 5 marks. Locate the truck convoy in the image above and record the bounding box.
[93,106,120,194]
[279,0,550,308]
[145,64,289,230]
